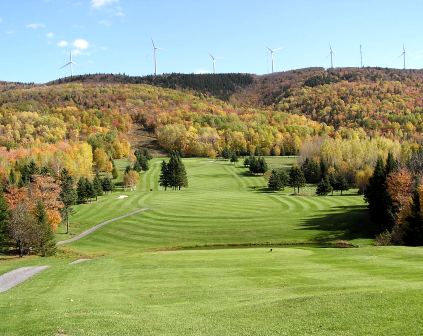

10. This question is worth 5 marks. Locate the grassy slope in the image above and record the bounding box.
[1,157,423,336]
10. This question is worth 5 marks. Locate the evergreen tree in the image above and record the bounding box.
[160,154,188,190]
[33,200,56,257]
[133,161,142,172]
[159,160,170,191]
[93,174,103,200]
[301,158,322,183]
[289,165,306,193]
[400,187,423,246]
[338,175,349,195]
[268,169,288,191]
[364,157,394,233]
[316,176,333,196]
[77,177,88,203]
[175,158,188,190]
[111,163,119,180]
[85,180,96,202]
[102,177,115,194]
[385,152,397,176]
[59,168,77,234]
[230,153,239,164]
[248,156,268,174]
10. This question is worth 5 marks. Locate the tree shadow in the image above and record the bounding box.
[248,186,273,193]
[299,205,372,242]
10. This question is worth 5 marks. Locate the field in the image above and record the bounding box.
[1,158,423,335]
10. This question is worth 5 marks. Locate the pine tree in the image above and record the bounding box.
[85,180,96,202]
[268,169,288,191]
[385,152,397,176]
[159,160,170,191]
[111,164,119,180]
[93,174,103,200]
[364,157,394,233]
[33,200,56,257]
[133,161,142,172]
[176,158,188,190]
[59,168,77,234]
[400,187,423,246]
[301,158,322,183]
[102,177,114,194]
[77,177,88,203]
[230,153,239,164]
[289,165,306,194]
[316,176,333,196]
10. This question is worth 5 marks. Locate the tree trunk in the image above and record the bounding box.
[66,212,69,234]
[18,241,23,258]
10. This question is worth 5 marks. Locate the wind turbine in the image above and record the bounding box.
[151,39,161,76]
[360,44,363,68]
[60,51,76,77]
[329,45,334,68]
[266,46,282,73]
[400,44,406,70]
[209,53,222,73]
[209,53,217,73]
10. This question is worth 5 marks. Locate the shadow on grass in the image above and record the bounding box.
[300,205,372,242]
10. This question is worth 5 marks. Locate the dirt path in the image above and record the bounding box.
[57,208,149,246]
[0,266,49,293]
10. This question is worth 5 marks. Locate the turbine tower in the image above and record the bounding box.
[266,46,281,73]
[400,44,406,70]
[209,53,216,74]
[152,39,161,76]
[60,51,76,77]
[329,45,334,68]
[360,44,363,68]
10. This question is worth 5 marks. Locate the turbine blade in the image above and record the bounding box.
[59,62,71,69]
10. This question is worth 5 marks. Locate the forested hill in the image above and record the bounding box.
[232,67,423,106]
[47,73,254,101]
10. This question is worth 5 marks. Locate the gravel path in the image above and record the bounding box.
[69,259,91,265]
[0,266,49,293]
[57,208,149,246]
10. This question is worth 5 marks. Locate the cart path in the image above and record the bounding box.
[57,208,149,245]
[0,266,49,293]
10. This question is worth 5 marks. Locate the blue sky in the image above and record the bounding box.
[1,0,423,82]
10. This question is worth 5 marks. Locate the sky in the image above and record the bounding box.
[1,0,423,83]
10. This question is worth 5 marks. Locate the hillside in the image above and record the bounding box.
[44,68,423,143]
[47,73,254,101]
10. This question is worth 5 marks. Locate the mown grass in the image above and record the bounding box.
[1,157,422,336]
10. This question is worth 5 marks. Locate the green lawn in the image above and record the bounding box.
[1,157,423,335]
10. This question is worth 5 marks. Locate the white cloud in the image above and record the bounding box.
[57,40,69,47]
[73,38,89,50]
[91,0,118,8]
[46,32,54,38]
[114,10,125,16]
[26,23,45,29]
